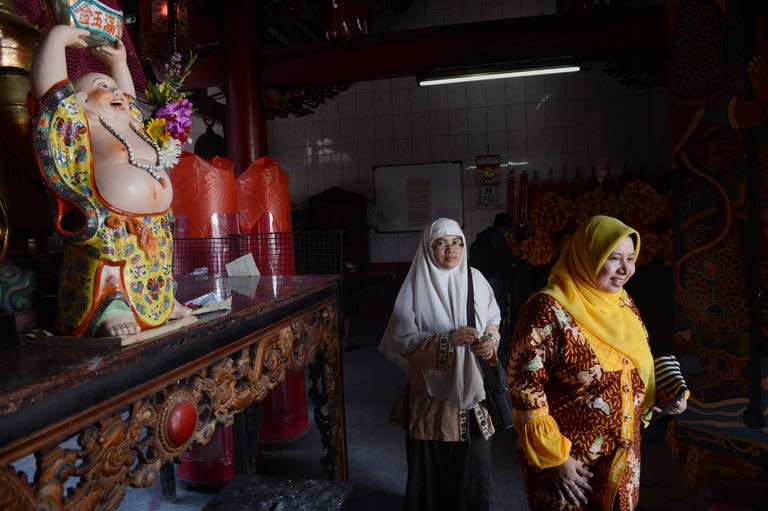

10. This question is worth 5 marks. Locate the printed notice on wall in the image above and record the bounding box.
[374,161,463,232]
[406,178,432,227]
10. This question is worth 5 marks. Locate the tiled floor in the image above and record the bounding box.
[14,334,707,511]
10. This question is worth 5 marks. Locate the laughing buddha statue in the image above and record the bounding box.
[30,25,190,337]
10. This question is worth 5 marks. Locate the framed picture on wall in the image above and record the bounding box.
[373,161,464,232]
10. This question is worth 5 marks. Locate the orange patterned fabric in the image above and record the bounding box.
[509,294,648,511]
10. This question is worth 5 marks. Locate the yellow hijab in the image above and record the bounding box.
[540,215,655,412]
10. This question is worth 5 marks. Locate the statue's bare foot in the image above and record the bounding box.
[171,298,192,319]
[97,313,141,337]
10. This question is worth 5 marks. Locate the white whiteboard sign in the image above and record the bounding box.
[374,162,464,232]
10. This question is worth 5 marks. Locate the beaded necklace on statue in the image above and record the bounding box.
[98,116,169,186]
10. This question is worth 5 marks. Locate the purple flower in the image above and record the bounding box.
[164,53,183,80]
[155,98,193,141]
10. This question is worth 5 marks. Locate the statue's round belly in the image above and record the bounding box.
[94,161,173,214]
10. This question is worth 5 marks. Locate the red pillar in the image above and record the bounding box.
[178,4,269,487]
[224,0,268,175]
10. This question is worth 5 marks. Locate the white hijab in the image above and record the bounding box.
[379,218,501,410]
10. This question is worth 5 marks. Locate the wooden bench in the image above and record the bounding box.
[202,475,353,511]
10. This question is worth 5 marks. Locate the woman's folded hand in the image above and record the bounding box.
[546,456,593,507]
[449,326,479,346]
[470,336,495,360]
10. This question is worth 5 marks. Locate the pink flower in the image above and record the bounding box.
[155,98,193,142]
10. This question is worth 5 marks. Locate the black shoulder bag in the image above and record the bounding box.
[467,270,515,430]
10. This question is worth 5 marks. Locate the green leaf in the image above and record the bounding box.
[144,80,164,106]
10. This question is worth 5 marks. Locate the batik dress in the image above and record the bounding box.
[400,331,497,443]
[396,326,499,511]
[508,294,650,511]
[32,80,176,335]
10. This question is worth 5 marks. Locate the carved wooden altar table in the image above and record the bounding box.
[0,275,347,511]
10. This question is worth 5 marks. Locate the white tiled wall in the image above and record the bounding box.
[186,1,668,264]
[266,67,667,263]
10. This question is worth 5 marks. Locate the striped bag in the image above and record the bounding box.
[654,353,689,406]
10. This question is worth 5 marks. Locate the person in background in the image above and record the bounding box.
[470,213,513,322]
[379,218,501,511]
[508,215,688,511]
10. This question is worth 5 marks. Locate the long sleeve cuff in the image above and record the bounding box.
[514,407,572,469]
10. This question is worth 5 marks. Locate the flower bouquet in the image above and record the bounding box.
[142,51,196,170]
[530,191,571,233]
[521,231,557,267]
[572,187,620,226]
[619,180,669,227]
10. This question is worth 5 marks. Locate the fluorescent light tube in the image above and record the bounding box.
[419,65,581,86]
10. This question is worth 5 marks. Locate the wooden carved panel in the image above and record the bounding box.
[0,301,344,511]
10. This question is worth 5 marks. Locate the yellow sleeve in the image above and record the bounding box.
[514,406,572,468]
[508,296,571,468]
[34,81,101,241]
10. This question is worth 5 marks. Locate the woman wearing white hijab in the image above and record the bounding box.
[379,218,502,511]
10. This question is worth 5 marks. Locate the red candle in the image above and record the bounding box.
[507,169,516,224]
[529,169,542,213]
[518,170,529,223]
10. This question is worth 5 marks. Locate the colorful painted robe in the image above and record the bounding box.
[509,294,650,511]
[32,81,175,336]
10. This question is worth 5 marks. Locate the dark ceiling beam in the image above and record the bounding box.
[185,53,225,89]
[260,6,665,88]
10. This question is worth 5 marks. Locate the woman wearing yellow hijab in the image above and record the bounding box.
[508,216,687,511]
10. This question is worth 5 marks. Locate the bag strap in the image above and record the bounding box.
[466,267,476,329]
